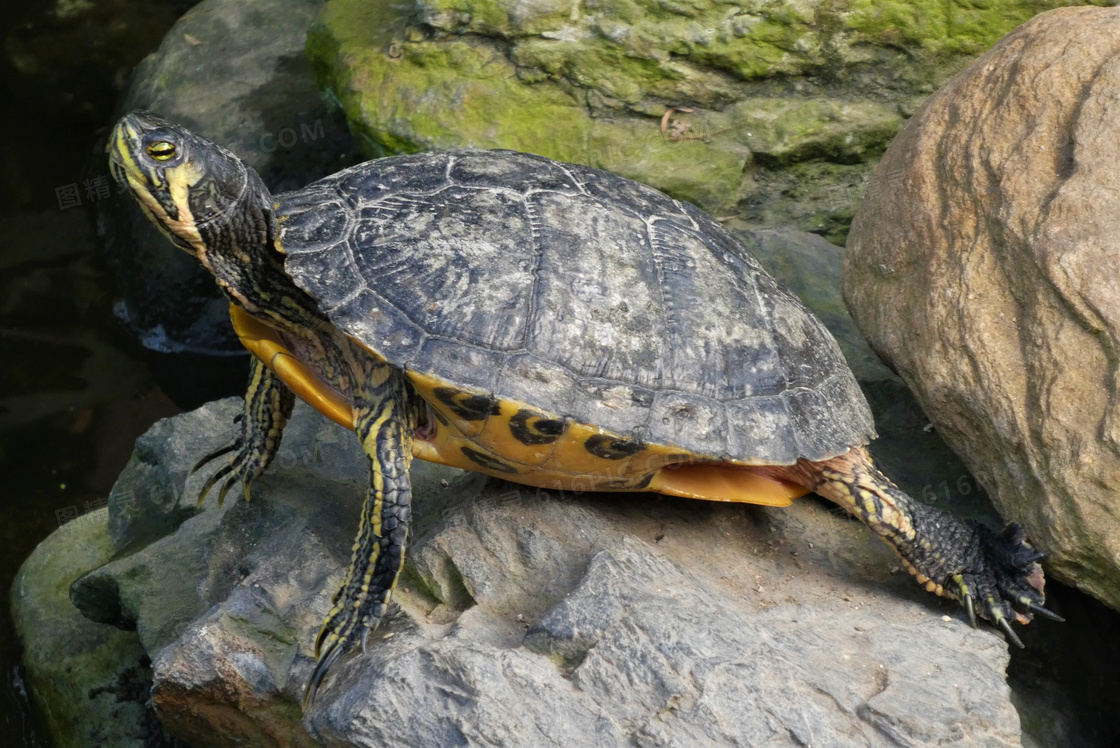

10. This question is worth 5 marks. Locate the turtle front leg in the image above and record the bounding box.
[789,447,1061,646]
[305,367,414,707]
[192,356,294,506]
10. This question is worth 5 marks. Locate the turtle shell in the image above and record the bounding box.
[275,149,874,465]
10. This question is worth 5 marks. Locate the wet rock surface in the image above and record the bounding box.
[845,6,1120,617]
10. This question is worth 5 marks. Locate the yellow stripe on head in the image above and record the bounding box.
[107,112,222,261]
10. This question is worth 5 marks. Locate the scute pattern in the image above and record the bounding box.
[276,149,874,464]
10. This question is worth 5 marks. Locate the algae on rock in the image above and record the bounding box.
[10,511,182,748]
[306,0,1106,243]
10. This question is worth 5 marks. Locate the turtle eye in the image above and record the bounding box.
[147,141,177,161]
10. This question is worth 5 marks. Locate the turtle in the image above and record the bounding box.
[107,110,1059,706]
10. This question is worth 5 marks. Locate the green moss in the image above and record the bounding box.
[846,0,1106,56]
[730,98,903,167]
[310,10,590,157]
[309,0,1105,238]
[513,38,684,105]
[421,0,512,33]
[419,0,576,35]
[584,114,750,208]
[308,0,749,211]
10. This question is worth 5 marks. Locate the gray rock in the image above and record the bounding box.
[313,536,1018,747]
[62,391,1025,747]
[98,0,361,355]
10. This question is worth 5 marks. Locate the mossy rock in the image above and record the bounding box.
[10,512,181,748]
[306,0,1107,243]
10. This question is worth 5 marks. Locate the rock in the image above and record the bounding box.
[66,396,1025,747]
[306,0,1098,243]
[844,6,1120,614]
[98,0,361,358]
[313,535,1021,747]
[10,508,185,748]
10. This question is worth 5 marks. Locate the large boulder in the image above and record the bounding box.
[844,7,1120,612]
[66,397,1025,747]
[306,0,1105,244]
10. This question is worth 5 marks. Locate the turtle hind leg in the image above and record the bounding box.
[192,356,295,506]
[305,368,414,708]
[786,446,1060,643]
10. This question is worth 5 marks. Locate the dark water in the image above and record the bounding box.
[0,2,201,744]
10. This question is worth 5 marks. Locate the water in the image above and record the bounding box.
[0,2,201,743]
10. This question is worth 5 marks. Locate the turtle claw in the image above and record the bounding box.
[194,446,263,507]
[196,461,236,506]
[945,522,1056,645]
[1025,600,1064,622]
[997,616,1024,649]
[190,439,239,475]
[304,635,346,710]
[964,589,978,629]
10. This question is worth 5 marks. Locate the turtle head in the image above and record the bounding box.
[108,111,271,262]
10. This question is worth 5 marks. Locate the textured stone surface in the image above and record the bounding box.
[844,7,1120,613]
[10,510,184,748]
[306,0,1108,243]
[99,0,361,356]
[312,532,1019,748]
[67,397,1024,747]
